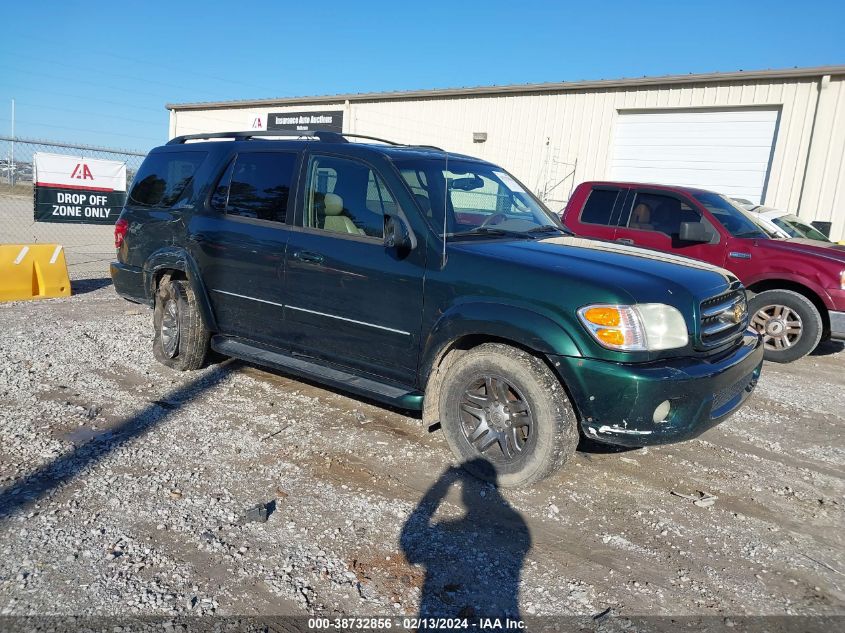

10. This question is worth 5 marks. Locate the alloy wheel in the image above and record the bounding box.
[751,304,803,351]
[458,373,534,463]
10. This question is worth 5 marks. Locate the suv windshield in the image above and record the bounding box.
[772,214,831,242]
[393,158,560,237]
[742,210,784,239]
[694,192,768,239]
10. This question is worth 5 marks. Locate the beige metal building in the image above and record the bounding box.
[168,65,845,241]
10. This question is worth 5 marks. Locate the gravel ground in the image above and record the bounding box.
[0,282,843,619]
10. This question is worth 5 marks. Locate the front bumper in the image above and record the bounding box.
[550,330,764,447]
[829,310,845,341]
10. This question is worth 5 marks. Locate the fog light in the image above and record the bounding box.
[653,400,671,423]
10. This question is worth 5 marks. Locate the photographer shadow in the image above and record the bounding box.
[400,459,530,620]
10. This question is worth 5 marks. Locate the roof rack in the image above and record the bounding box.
[166,130,347,145]
[166,129,444,151]
[342,133,443,151]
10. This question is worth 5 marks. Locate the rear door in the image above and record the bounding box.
[563,185,626,242]
[283,151,425,385]
[189,149,300,344]
[613,188,724,266]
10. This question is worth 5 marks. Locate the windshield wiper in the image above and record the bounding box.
[448,227,536,240]
[526,225,571,235]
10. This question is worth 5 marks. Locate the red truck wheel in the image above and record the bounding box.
[748,289,822,363]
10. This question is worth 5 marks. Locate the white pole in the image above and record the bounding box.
[10,98,15,187]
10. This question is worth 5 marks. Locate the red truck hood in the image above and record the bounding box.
[755,238,845,264]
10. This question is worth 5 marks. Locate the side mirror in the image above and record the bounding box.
[679,221,711,243]
[384,215,416,252]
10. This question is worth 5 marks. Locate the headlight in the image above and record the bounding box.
[840,269,845,290]
[577,303,689,351]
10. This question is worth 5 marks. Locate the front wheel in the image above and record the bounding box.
[438,343,579,488]
[748,289,822,363]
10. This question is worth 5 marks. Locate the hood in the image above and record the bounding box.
[758,238,845,262]
[450,235,737,303]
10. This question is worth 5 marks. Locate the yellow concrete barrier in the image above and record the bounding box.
[0,244,72,302]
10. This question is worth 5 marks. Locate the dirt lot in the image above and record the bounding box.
[0,282,843,619]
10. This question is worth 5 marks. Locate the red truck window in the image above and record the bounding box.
[580,189,621,226]
[622,192,701,238]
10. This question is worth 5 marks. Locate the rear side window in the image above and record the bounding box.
[128,151,207,207]
[580,189,620,225]
[214,152,297,223]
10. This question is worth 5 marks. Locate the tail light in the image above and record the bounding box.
[114,218,128,248]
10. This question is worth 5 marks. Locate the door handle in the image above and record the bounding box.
[291,250,324,264]
[615,238,634,245]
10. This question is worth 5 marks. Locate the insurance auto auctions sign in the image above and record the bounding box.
[267,110,343,133]
[33,152,127,224]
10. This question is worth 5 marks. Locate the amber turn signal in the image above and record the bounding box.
[583,306,622,327]
[596,328,626,346]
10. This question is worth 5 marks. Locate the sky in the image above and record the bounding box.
[2,0,844,151]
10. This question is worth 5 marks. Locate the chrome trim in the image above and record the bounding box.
[728,251,752,260]
[286,305,411,336]
[702,319,738,336]
[702,295,743,318]
[699,289,748,347]
[210,289,285,308]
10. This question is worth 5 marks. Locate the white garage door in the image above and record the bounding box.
[609,109,779,204]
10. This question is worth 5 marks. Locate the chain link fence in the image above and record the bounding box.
[0,136,146,280]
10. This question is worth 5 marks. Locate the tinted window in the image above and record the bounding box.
[625,192,701,236]
[223,152,297,222]
[580,189,620,225]
[304,155,392,238]
[128,151,206,207]
[693,192,767,238]
[210,159,234,211]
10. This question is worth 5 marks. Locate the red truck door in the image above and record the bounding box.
[613,188,725,267]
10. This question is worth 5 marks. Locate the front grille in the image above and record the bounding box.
[699,289,748,348]
[711,371,757,417]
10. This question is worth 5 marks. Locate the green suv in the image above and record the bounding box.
[111,131,764,487]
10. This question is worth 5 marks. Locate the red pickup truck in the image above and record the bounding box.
[561,181,845,363]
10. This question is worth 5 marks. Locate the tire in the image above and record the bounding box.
[748,289,822,363]
[438,343,579,488]
[153,275,210,371]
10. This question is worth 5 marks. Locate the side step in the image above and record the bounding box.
[210,335,424,411]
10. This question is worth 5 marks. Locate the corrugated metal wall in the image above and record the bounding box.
[171,73,845,241]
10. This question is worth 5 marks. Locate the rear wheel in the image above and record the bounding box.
[153,275,210,371]
[748,289,822,363]
[438,343,578,488]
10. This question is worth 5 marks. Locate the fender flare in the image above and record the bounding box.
[143,247,218,331]
[419,301,582,380]
[744,273,834,310]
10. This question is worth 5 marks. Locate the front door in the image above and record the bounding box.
[613,189,724,267]
[283,152,425,385]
